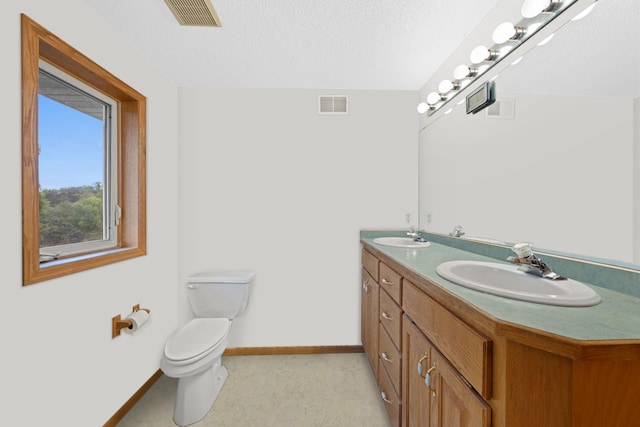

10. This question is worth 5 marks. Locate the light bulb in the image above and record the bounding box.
[438,79,454,94]
[493,22,521,44]
[572,3,597,21]
[537,34,554,46]
[453,64,472,80]
[521,0,552,19]
[417,102,429,114]
[426,92,441,105]
[470,45,492,64]
[511,56,524,66]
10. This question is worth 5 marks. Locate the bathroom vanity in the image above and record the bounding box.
[361,233,640,427]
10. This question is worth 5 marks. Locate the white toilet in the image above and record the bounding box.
[161,271,254,427]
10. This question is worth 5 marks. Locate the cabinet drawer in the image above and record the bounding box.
[379,289,402,349]
[379,262,402,304]
[362,249,379,282]
[378,361,401,427]
[379,324,402,397]
[403,280,492,399]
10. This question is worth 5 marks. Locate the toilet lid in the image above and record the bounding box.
[164,318,230,362]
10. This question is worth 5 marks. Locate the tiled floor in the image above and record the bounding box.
[117,353,392,427]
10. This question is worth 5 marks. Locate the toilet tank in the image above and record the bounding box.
[187,271,254,318]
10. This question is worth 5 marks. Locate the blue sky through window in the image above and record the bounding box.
[38,95,104,190]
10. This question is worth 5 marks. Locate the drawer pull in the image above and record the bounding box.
[381,352,392,363]
[381,391,392,404]
[381,278,394,286]
[381,312,392,321]
[362,282,368,292]
[425,363,437,397]
[417,353,428,376]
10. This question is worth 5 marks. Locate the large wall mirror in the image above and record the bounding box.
[419,0,640,267]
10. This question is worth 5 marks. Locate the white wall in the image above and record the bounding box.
[179,88,418,346]
[634,96,640,264]
[2,1,180,425]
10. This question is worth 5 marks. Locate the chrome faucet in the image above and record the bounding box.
[407,226,426,242]
[449,225,465,237]
[507,242,566,280]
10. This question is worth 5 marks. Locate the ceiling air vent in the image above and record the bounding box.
[164,0,222,27]
[318,96,349,115]
[485,98,515,119]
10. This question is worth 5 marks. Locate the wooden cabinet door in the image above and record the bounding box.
[361,268,379,378]
[403,317,434,427]
[430,348,491,427]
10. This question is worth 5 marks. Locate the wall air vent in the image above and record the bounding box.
[164,0,221,27]
[485,98,515,119]
[318,96,349,115]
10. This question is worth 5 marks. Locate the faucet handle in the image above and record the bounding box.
[512,242,534,258]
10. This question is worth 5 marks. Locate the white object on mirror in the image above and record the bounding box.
[521,0,553,19]
[493,22,523,44]
[470,45,494,64]
[426,92,442,105]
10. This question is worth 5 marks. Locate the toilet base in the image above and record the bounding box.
[173,358,229,426]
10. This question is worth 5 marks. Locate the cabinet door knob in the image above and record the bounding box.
[381,312,392,321]
[381,391,392,404]
[381,278,393,286]
[381,352,392,363]
[417,353,428,375]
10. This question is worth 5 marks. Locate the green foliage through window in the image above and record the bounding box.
[39,183,104,247]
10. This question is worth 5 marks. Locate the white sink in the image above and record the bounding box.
[436,260,601,307]
[373,237,431,249]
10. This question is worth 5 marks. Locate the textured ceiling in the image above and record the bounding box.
[84,0,499,90]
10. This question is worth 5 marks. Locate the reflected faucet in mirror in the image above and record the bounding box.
[449,225,465,237]
[507,242,567,281]
[407,226,427,242]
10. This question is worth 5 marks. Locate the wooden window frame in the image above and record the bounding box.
[21,14,147,285]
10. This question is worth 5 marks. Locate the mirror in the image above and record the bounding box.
[419,0,640,267]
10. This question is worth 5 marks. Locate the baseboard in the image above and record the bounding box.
[103,369,163,427]
[223,345,364,356]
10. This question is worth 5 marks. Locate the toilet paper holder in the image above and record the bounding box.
[112,304,151,338]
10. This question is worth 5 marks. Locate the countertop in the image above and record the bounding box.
[361,235,640,342]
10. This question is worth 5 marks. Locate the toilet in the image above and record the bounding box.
[161,271,254,426]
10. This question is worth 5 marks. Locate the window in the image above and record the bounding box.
[22,15,146,285]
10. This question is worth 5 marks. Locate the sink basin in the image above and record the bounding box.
[436,260,601,307]
[373,237,431,249]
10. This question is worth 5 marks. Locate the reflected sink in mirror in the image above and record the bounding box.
[436,260,601,307]
[373,237,431,249]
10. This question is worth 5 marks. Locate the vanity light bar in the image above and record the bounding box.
[418,0,587,117]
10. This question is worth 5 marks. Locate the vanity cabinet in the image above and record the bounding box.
[362,239,640,427]
[361,248,405,427]
[361,249,379,378]
[403,316,491,427]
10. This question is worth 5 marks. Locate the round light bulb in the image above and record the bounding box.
[521,0,552,19]
[572,3,597,21]
[417,102,429,114]
[493,22,517,44]
[453,64,471,80]
[426,92,441,105]
[438,79,454,94]
[470,45,492,64]
[537,33,554,46]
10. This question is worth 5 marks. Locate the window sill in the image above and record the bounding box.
[24,246,146,285]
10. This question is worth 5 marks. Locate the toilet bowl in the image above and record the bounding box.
[161,271,254,426]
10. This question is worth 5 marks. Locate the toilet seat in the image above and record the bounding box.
[164,318,230,366]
